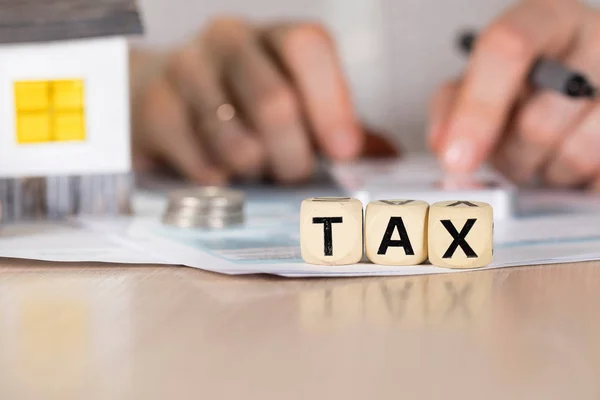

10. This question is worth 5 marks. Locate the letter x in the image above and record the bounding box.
[441,219,478,258]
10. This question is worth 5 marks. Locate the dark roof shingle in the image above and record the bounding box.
[0,0,143,44]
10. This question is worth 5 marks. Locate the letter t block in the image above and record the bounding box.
[300,197,363,265]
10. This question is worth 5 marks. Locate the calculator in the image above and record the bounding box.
[328,155,516,221]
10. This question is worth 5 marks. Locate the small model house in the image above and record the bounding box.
[0,0,143,221]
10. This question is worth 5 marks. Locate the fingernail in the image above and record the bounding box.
[331,131,360,160]
[442,136,476,172]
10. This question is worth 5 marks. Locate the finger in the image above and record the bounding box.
[494,95,591,184]
[428,80,460,154]
[167,23,265,179]
[133,76,228,184]
[261,23,363,161]
[217,20,315,183]
[589,175,600,192]
[543,102,600,187]
[438,0,581,173]
[496,9,600,183]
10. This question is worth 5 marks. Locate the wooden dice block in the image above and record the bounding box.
[428,201,493,269]
[300,197,363,265]
[365,200,429,265]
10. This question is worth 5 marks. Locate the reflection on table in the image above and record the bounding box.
[0,260,598,400]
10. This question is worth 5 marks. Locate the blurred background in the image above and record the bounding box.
[132,0,600,154]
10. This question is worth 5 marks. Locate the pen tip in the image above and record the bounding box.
[458,31,475,52]
[579,82,596,98]
[566,75,597,98]
[585,85,596,98]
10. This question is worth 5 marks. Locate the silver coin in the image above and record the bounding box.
[167,187,245,209]
[164,202,243,214]
[162,212,244,229]
[164,208,243,219]
[162,210,244,221]
[162,209,244,227]
[162,186,246,229]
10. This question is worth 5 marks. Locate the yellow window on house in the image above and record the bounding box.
[54,113,85,142]
[14,82,50,111]
[17,113,52,143]
[14,79,86,144]
[52,80,84,110]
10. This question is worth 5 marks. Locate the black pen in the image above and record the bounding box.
[459,31,597,98]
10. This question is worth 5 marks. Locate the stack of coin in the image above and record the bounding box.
[162,187,245,229]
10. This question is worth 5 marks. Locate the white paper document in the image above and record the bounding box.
[0,220,164,265]
[74,209,600,277]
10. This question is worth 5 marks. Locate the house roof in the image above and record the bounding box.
[0,0,143,45]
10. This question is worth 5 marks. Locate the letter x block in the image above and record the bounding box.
[365,200,429,265]
[428,201,494,269]
[300,197,363,265]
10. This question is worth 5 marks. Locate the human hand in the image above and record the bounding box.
[429,0,600,189]
[130,19,398,185]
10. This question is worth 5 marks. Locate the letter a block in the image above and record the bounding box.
[300,197,363,265]
[428,201,493,269]
[365,200,429,265]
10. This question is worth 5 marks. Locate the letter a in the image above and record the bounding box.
[377,217,415,256]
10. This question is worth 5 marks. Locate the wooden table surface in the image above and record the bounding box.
[0,258,598,400]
